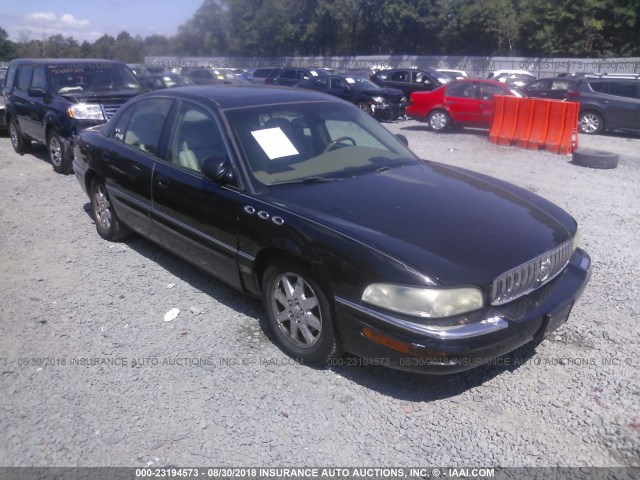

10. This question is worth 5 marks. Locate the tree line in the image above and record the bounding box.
[1,0,639,63]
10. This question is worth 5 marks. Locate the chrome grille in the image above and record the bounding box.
[102,104,123,120]
[491,241,573,306]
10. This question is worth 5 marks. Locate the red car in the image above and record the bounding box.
[406,79,523,131]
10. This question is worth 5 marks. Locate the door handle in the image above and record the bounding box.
[155,176,170,189]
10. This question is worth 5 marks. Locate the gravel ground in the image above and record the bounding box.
[0,122,638,468]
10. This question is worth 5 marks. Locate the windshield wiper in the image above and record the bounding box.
[267,176,341,187]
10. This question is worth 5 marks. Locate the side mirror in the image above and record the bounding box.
[202,156,235,184]
[395,134,409,147]
[28,87,45,97]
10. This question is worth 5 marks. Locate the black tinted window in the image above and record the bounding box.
[4,65,17,91]
[17,66,33,90]
[589,82,608,93]
[31,67,47,89]
[280,69,298,79]
[168,103,227,173]
[447,82,476,98]
[120,98,173,155]
[608,82,638,99]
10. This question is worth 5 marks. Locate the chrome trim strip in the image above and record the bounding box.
[335,296,508,340]
[153,209,237,254]
[106,185,152,213]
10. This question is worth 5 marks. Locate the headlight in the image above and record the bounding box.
[371,96,385,103]
[362,284,484,318]
[67,104,105,120]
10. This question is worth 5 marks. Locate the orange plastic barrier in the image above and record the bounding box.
[513,98,535,148]
[491,96,521,146]
[488,97,578,154]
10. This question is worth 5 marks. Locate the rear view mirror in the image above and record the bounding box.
[28,87,45,97]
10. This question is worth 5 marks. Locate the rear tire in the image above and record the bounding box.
[90,180,131,241]
[262,260,340,365]
[428,109,451,132]
[9,118,31,154]
[578,110,604,135]
[48,130,73,174]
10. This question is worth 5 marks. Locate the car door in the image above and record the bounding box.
[151,101,243,289]
[476,83,509,126]
[101,97,174,241]
[603,81,640,131]
[384,70,410,94]
[328,77,352,101]
[12,65,40,139]
[410,71,437,94]
[443,82,480,124]
[525,79,551,99]
[22,66,49,142]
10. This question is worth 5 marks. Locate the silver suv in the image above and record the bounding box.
[567,77,640,135]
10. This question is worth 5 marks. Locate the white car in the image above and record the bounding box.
[436,69,468,80]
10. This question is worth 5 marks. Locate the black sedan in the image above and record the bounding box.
[522,77,578,100]
[295,75,406,121]
[370,68,453,97]
[141,73,195,91]
[73,86,591,373]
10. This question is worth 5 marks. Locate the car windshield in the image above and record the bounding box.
[226,101,418,189]
[344,77,379,90]
[49,63,141,94]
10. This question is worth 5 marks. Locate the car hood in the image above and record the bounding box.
[261,162,575,287]
[360,87,404,98]
[61,90,140,103]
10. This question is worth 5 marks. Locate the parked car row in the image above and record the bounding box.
[403,72,640,136]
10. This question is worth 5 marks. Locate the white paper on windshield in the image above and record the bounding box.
[251,128,299,159]
[345,77,355,84]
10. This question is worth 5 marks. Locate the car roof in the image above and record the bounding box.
[448,79,509,87]
[139,84,342,109]
[9,58,126,66]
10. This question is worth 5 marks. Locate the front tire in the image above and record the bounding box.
[48,130,72,174]
[262,260,339,365]
[9,118,31,154]
[579,110,604,135]
[90,180,130,241]
[428,109,451,132]
[356,101,373,116]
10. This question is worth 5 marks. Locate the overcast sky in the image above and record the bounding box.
[1,0,204,42]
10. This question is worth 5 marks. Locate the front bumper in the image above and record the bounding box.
[335,248,591,374]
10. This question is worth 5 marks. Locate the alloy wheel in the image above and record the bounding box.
[93,184,112,230]
[271,272,322,349]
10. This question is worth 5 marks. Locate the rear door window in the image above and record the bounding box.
[608,82,638,99]
[589,82,609,93]
[120,98,174,155]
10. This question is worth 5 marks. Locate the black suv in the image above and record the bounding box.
[370,69,453,97]
[3,59,141,173]
[266,67,330,87]
[567,76,640,135]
